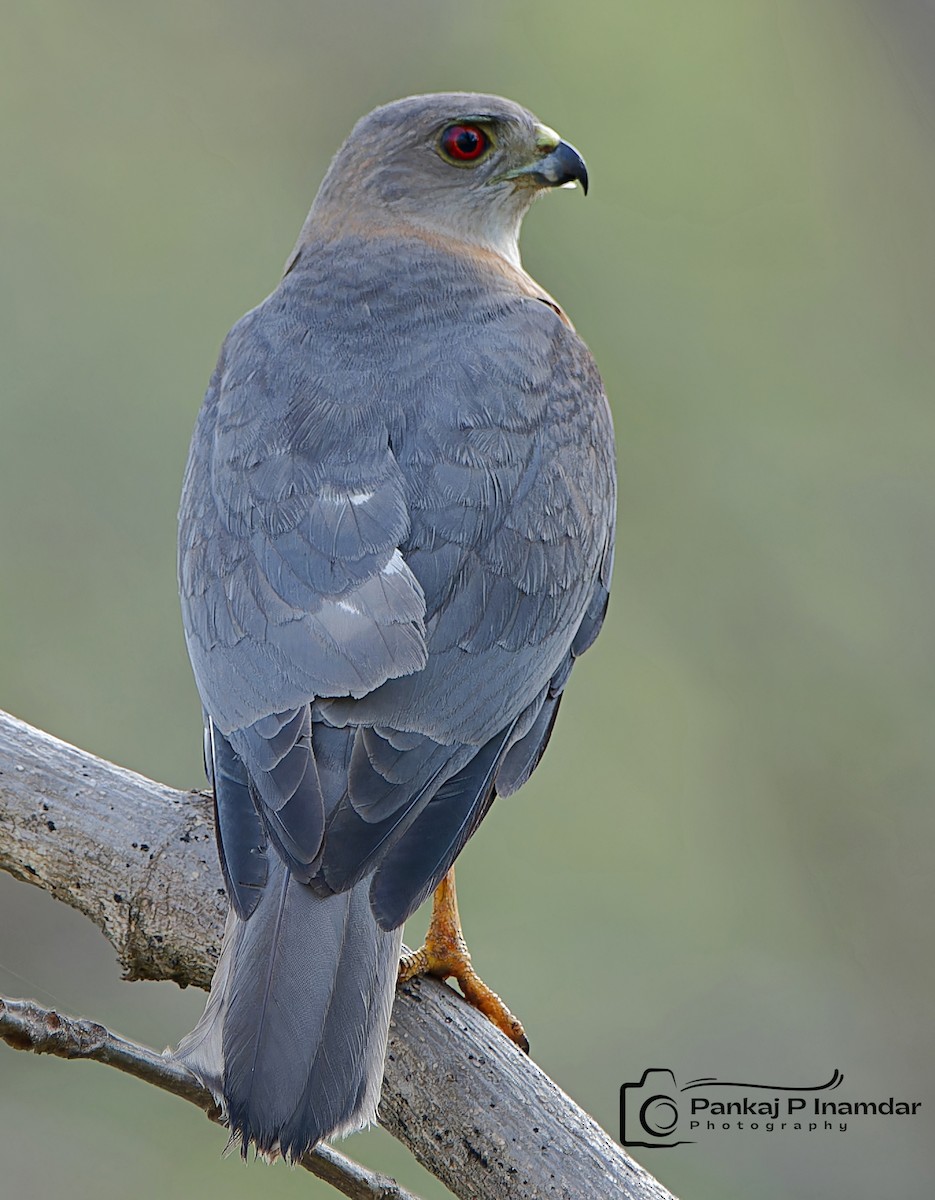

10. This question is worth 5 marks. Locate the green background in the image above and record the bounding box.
[1,2,933,1197]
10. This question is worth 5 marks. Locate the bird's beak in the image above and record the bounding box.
[529,130,589,195]
[490,124,589,195]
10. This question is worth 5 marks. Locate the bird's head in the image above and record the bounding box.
[298,93,588,269]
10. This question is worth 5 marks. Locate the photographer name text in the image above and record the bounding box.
[690,1095,920,1134]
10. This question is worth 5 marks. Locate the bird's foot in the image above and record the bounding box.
[397,868,529,1053]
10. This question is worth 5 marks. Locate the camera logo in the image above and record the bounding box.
[620,1068,694,1148]
[618,1066,916,1149]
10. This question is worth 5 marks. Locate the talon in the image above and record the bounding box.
[397,868,528,1052]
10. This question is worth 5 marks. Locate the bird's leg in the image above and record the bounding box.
[398,867,529,1052]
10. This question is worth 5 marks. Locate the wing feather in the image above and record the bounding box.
[180,238,615,918]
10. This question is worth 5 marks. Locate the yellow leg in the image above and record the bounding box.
[398,867,528,1052]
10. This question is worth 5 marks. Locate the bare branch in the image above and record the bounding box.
[0,707,677,1200]
[0,995,418,1200]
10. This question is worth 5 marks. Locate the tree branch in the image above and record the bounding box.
[0,707,677,1200]
[0,996,417,1200]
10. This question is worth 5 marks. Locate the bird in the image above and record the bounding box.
[175,91,616,1162]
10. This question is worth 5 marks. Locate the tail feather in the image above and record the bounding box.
[177,855,401,1159]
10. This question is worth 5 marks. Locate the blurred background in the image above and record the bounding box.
[1,1,933,1197]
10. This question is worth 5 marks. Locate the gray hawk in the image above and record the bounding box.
[176,92,616,1161]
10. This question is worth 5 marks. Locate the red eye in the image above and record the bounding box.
[440,124,489,162]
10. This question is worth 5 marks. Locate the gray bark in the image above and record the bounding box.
[0,707,677,1200]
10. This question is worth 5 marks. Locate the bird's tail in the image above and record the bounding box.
[176,856,402,1160]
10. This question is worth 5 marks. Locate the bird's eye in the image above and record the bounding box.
[439,124,490,164]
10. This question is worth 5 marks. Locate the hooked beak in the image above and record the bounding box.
[529,137,589,195]
[491,124,589,195]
